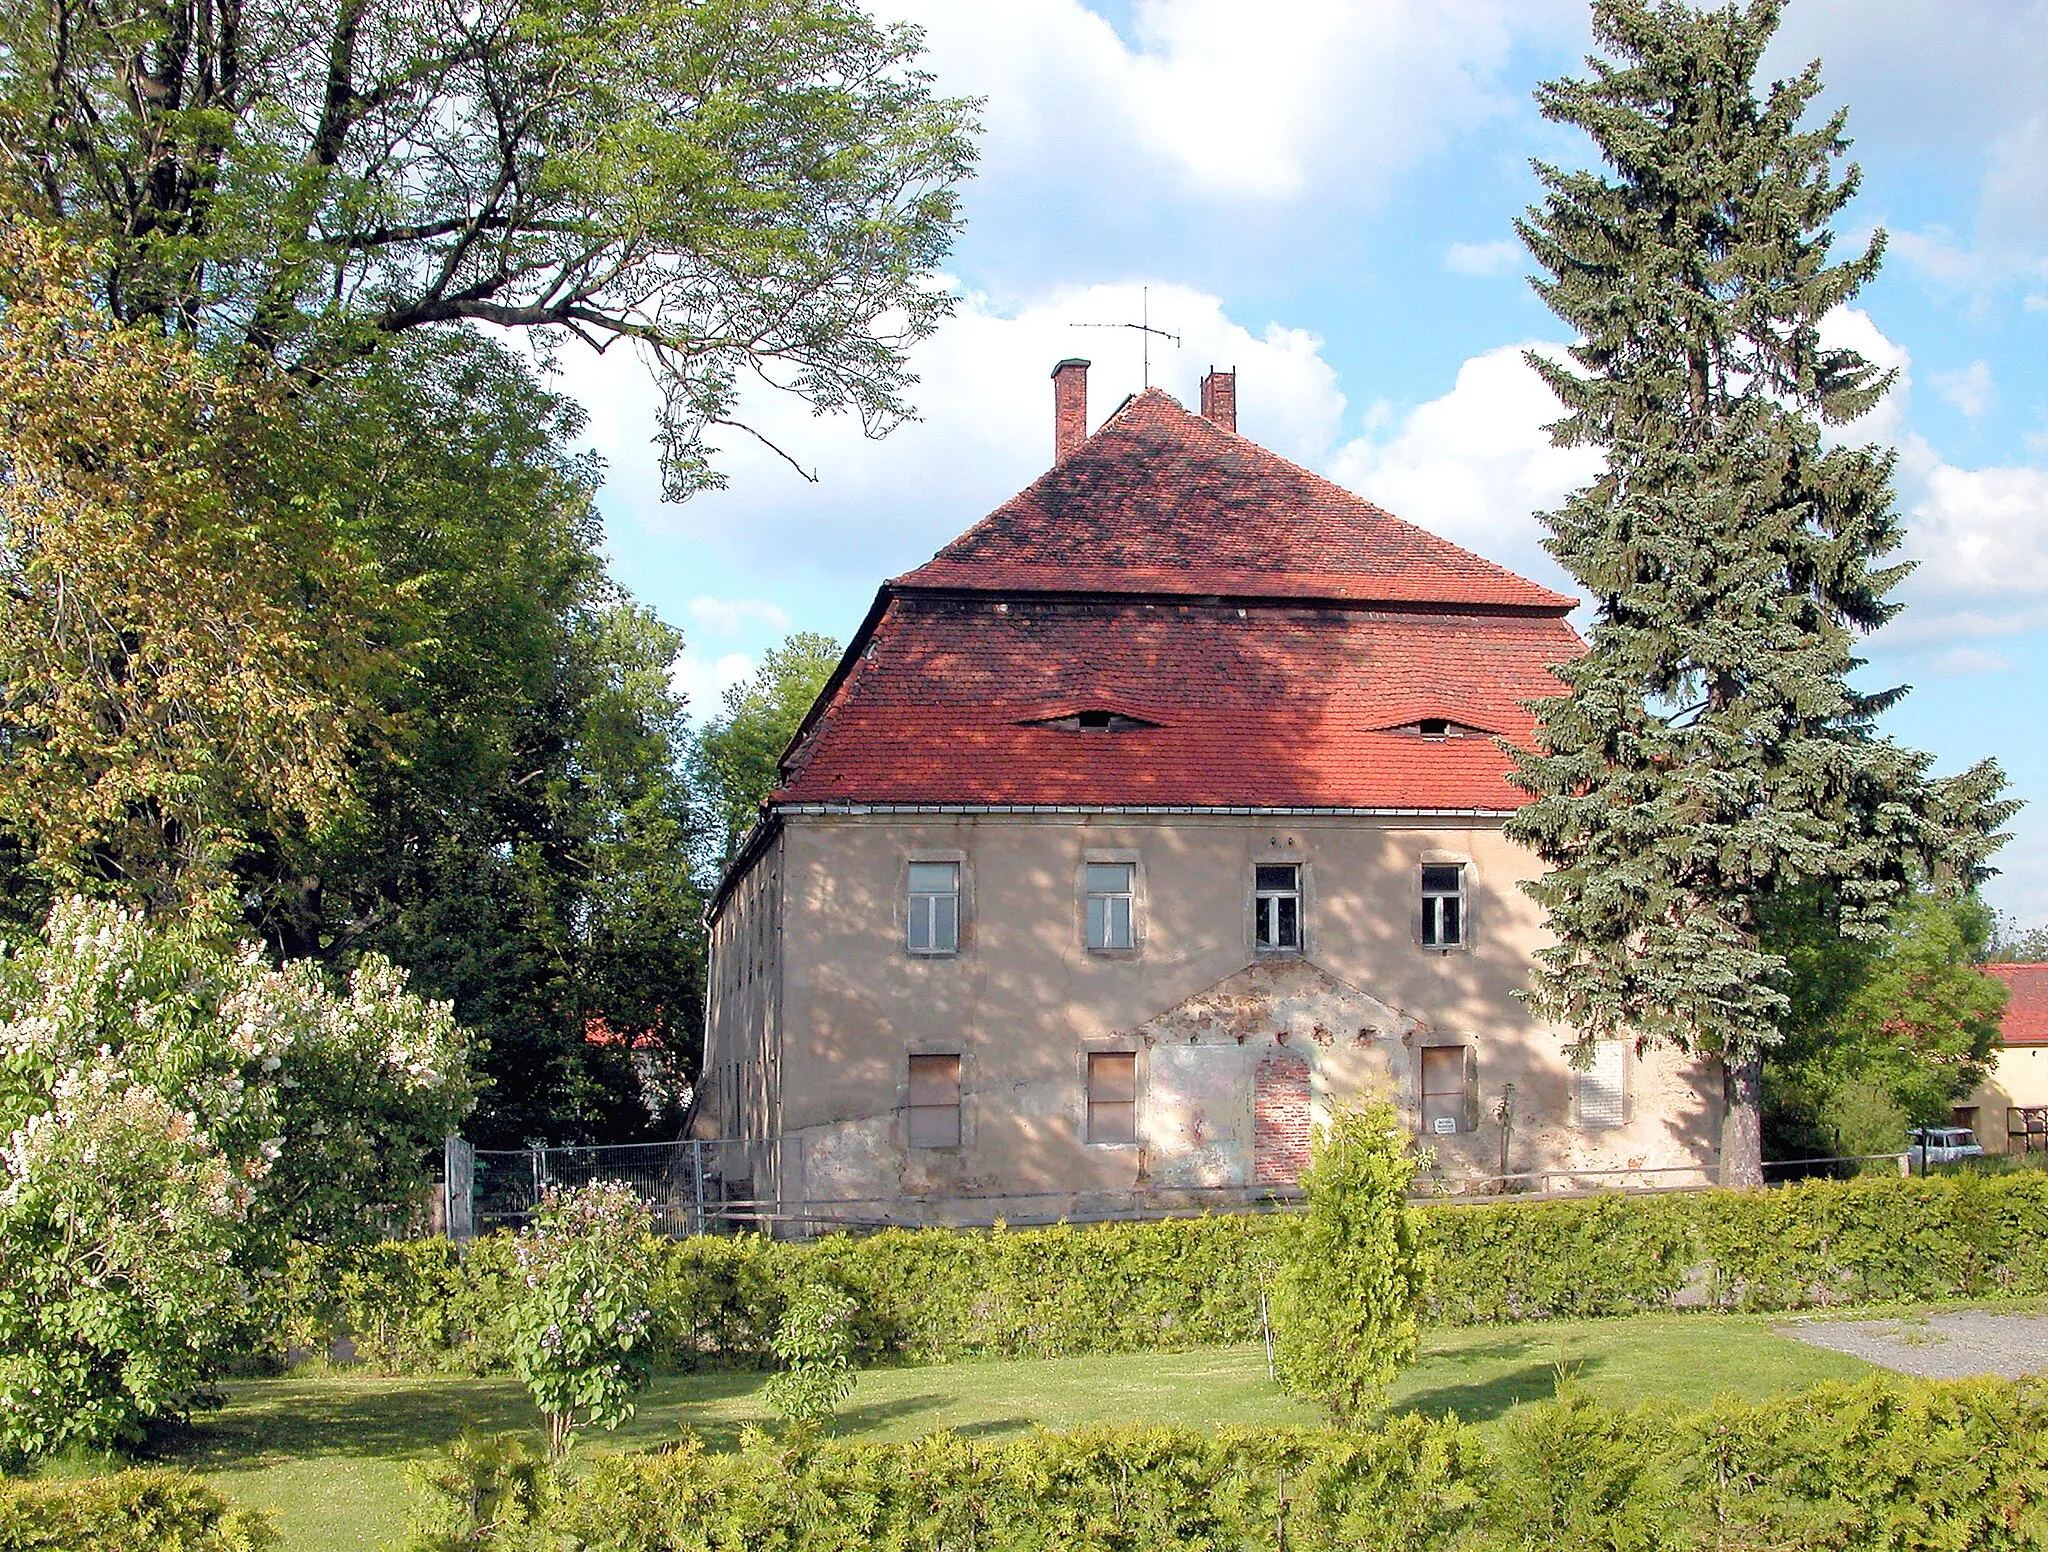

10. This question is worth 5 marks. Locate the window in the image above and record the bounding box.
[1086,1051,1138,1144]
[1419,717,1450,739]
[1421,864,1465,948]
[1085,862,1135,950]
[907,862,959,955]
[1580,1040,1626,1130]
[907,1054,961,1147]
[1255,864,1301,950]
[1421,1045,1472,1135]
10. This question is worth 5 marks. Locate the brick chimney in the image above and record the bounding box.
[1052,358,1090,463]
[1200,367,1236,432]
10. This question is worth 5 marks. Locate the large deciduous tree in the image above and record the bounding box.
[1506,0,2013,1186]
[0,0,976,492]
[0,226,387,903]
[692,631,840,873]
[239,331,706,1145]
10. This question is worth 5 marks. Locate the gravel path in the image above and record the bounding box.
[1781,1312,2048,1380]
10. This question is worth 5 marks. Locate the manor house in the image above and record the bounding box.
[699,361,1721,1225]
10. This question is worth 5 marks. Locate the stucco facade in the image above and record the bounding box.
[702,808,1722,1223]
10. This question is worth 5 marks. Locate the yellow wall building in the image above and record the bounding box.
[1960,963,2048,1153]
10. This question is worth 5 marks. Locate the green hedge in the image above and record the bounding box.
[434,1376,2048,1551]
[0,1471,275,1551]
[275,1173,2048,1374]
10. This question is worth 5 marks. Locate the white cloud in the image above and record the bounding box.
[1901,450,2048,600]
[670,649,755,722]
[1930,644,2014,674]
[1444,239,1522,278]
[688,596,790,638]
[1325,342,1598,594]
[560,280,1348,583]
[1932,360,1996,418]
[876,0,1570,203]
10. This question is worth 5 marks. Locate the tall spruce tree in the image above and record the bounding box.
[1506,0,2014,1185]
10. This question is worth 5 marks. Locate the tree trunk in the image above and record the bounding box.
[1719,1054,1765,1188]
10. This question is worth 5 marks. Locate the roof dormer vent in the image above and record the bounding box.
[1021,708,1160,733]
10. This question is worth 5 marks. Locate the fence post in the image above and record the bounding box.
[692,1139,706,1235]
[444,1135,475,1244]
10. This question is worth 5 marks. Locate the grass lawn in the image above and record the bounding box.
[162,1311,1874,1552]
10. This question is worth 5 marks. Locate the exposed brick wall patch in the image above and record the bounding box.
[1254,1049,1312,1186]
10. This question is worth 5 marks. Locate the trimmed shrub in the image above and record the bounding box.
[404,1375,2048,1551]
[0,1470,276,1550]
[275,1173,2048,1376]
[1272,1103,1430,1414]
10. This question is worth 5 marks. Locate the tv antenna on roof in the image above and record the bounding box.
[1071,285,1181,388]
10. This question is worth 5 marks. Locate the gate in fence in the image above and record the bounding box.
[441,1136,766,1239]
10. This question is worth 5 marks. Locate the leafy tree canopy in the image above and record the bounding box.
[693,631,840,872]
[0,0,977,494]
[1505,0,2014,1184]
[0,226,391,903]
[236,330,707,1146]
[1764,890,2007,1159]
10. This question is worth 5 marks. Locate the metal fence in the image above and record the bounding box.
[445,1137,771,1238]
[436,1140,1938,1242]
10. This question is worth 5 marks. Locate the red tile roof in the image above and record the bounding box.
[777,598,1578,810]
[893,390,1577,613]
[774,388,1580,814]
[1987,963,2048,1047]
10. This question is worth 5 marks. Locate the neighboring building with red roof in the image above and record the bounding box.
[700,363,1722,1225]
[1959,963,2048,1152]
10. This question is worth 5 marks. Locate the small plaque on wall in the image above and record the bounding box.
[1432,1116,1458,1135]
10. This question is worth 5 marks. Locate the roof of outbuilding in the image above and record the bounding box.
[892,390,1577,612]
[766,386,1580,820]
[1986,963,2048,1047]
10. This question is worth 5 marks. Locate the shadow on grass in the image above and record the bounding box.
[1393,1364,1570,1423]
[1393,1336,1607,1424]
[168,1371,781,1472]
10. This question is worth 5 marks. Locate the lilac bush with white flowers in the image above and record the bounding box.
[505,1182,658,1456]
[0,896,472,1456]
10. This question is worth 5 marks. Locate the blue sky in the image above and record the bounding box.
[548,0,2048,926]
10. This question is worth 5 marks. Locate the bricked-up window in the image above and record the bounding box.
[1085,1052,1138,1144]
[1421,1045,1473,1135]
[1421,864,1465,948]
[906,863,959,955]
[1085,863,1135,950]
[907,1054,961,1147]
[1255,1050,1313,1184]
[1255,865,1301,950]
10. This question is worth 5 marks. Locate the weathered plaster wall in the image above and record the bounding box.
[744,811,1720,1221]
[697,829,786,1197]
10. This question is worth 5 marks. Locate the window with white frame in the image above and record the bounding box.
[1085,1051,1138,1144]
[1084,862,1135,950]
[1421,863,1466,949]
[1254,864,1301,950]
[907,1053,962,1147]
[906,862,960,955]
